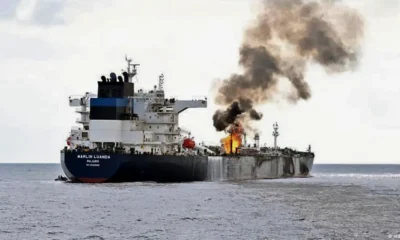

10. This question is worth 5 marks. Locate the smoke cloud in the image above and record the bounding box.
[212,0,364,131]
[213,98,263,131]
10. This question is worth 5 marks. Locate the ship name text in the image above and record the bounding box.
[77,155,111,159]
[77,154,110,167]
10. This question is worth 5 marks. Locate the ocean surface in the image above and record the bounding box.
[0,164,399,240]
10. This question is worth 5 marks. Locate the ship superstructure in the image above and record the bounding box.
[66,56,208,155]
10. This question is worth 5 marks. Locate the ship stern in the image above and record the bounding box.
[60,150,122,183]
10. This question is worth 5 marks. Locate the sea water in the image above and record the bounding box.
[0,164,399,240]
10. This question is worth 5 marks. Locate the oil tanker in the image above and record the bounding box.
[60,56,314,183]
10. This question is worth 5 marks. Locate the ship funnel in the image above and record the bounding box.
[122,72,129,82]
[110,72,117,82]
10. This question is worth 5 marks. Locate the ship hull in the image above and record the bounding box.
[61,150,314,183]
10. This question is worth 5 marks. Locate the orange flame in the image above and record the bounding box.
[221,121,244,154]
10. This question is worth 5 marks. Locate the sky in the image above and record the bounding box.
[0,0,399,164]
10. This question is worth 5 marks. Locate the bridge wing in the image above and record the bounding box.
[173,100,207,113]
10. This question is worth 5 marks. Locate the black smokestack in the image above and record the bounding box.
[213,0,364,131]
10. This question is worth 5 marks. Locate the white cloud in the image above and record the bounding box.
[15,0,37,22]
[0,0,399,163]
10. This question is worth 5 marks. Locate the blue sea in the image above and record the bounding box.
[0,164,399,240]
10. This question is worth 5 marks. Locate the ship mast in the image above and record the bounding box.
[125,55,140,82]
[158,74,164,91]
[272,122,279,149]
[254,133,260,148]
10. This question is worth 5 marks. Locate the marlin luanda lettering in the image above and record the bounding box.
[77,155,111,159]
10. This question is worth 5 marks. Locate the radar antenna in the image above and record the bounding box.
[125,55,140,82]
[158,73,164,91]
[272,122,279,149]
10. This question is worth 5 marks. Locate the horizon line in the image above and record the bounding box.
[0,162,399,165]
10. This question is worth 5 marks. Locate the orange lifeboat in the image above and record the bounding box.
[182,138,195,149]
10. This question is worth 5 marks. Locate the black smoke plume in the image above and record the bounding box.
[213,0,364,131]
[212,98,263,131]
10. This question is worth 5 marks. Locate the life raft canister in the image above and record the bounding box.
[66,136,72,146]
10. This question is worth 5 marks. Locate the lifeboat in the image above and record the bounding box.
[182,138,195,149]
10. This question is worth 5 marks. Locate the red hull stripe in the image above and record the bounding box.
[78,178,108,183]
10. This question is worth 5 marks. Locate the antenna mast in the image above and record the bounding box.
[125,55,140,82]
[158,73,164,91]
[272,122,279,149]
